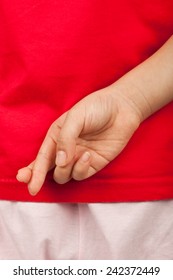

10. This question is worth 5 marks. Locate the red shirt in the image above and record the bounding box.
[0,0,173,202]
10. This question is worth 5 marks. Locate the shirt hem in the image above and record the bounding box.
[0,177,173,203]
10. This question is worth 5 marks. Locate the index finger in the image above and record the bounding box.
[28,123,60,195]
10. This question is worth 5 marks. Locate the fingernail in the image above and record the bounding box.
[81,152,90,163]
[56,151,67,166]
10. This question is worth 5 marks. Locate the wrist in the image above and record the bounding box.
[109,76,152,124]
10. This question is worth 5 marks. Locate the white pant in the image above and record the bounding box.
[0,200,173,259]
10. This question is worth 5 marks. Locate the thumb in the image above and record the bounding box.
[55,107,84,166]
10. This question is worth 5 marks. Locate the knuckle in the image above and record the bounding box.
[47,122,56,134]
[37,150,50,161]
[32,168,45,177]
[47,121,60,138]
[72,168,86,181]
[53,174,70,184]
[57,137,65,146]
[53,167,71,184]
[50,120,59,129]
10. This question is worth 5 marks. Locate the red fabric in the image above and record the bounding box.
[0,0,173,202]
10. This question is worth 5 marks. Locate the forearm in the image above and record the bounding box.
[111,35,173,122]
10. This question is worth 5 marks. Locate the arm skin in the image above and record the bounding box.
[16,35,173,196]
[112,35,173,121]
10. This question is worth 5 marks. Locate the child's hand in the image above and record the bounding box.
[16,86,141,195]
